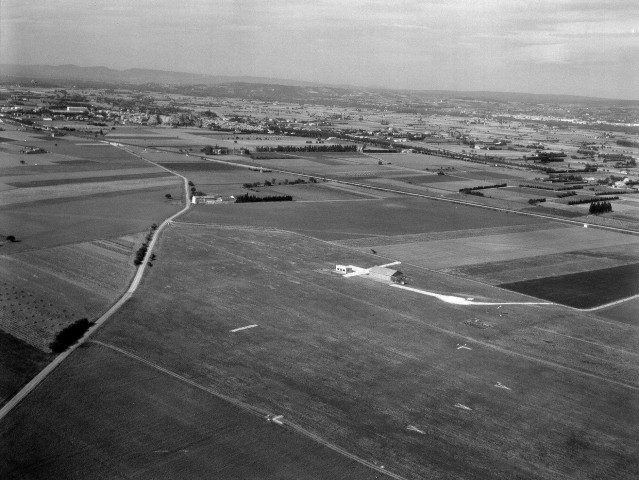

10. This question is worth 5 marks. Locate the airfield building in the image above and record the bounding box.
[368,266,406,284]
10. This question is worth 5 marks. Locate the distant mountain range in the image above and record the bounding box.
[1,63,636,105]
[0,64,321,88]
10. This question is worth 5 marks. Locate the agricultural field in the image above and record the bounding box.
[0,331,51,406]
[351,225,639,270]
[0,234,141,351]
[499,263,639,309]
[54,224,638,480]
[0,124,185,408]
[181,196,546,240]
[0,343,374,480]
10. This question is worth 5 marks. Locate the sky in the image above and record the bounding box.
[1,0,638,99]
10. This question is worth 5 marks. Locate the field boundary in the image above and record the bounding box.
[90,340,409,480]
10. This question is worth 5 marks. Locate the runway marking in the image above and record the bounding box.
[495,382,512,391]
[456,344,472,350]
[379,261,401,268]
[230,324,258,333]
[454,403,472,411]
[391,284,552,306]
[270,415,284,425]
[406,425,425,434]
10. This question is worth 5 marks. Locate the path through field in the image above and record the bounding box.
[390,284,553,306]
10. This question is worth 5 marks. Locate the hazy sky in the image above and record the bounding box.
[1,0,638,99]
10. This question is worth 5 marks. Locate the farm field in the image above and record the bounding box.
[447,243,639,284]
[354,225,639,271]
[0,331,51,406]
[0,233,140,352]
[499,263,639,309]
[0,343,374,480]
[84,224,639,480]
[598,297,639,326]
[181,196,546,240]
[0,187,182,251]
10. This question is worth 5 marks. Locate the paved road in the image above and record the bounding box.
[0,146,191,422]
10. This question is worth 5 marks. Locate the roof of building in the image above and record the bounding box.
[369,266,403,277]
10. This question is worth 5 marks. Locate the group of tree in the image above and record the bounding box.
[49,318,94,353]
[528,198,546,204]
[568,196,618,206]
[133,224,158,266]
[254,144,357,153]
[235,193,292,203]
[459,183,506,194]
[589,201,613,214]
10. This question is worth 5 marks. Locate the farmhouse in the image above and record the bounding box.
[191,195,235,205]
[368,266,406,284]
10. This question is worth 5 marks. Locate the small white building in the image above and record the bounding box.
[336,265,354,274]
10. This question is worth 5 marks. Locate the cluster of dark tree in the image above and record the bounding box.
[528,198,546,204]
[520,183,582,191]
[556,191,578,198]
[255,144,357,153]
[459,183,506,194]
[534,151,566,163]
[235,193,292,203]
[550,174,583,182]
[243,177,312,189]
[133,224,158,266]
[459,190,484,197]
[568,196,618,206]
[589,201,613,214]
[49,318,94,353]
[616,139,639,149]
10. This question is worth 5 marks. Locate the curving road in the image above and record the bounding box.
[0,145,191,422]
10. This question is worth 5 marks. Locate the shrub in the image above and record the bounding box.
[50,318,94,353]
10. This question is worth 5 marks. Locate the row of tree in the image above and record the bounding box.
[568,196,618,205]
[459,183,506,194]
[235,193,293,203]
[254,144,357,153]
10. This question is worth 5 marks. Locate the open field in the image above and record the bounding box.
[0,332,51,406]
[181,196,546,240]
[355,226,639,271]
[0,343,374,480]
[0,234,140,351]
[0,187,182,251]
[6,171,173,188]
[448,243,639,284]
[82,224,639,480]
[500,263,639,309]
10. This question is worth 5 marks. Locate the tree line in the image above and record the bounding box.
[254,144,357,153]
[235,193,293,203]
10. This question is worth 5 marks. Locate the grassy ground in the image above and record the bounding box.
[181,196,546,241]
[87,224,638,480]
[0,343,374,480]
[0,331,51,406]
[359,226,639,271]
[0,186,183,252]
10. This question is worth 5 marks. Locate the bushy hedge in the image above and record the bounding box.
[568,196,618,206]
[50,318,94,353]
[235,193,292,203]
[459,183,506,194]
